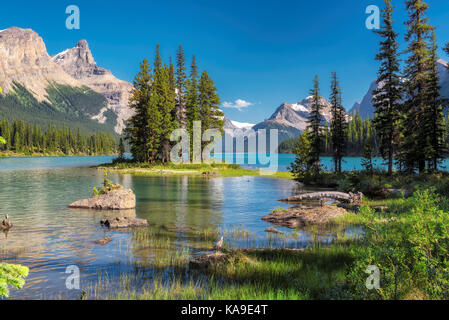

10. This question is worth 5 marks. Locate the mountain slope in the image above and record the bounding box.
[0,27,132,134]
[350,59,449,118]
[253,96,347,142]
[52,40,133,133]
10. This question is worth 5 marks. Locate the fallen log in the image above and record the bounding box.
[280,191,363,205]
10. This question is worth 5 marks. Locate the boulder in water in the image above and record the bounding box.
[100,217,148,229]
[69,188,136,210]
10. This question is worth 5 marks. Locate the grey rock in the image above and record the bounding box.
[100,217,148,229]
[69,188,136,210]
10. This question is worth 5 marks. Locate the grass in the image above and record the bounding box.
[83,242,356,300]
[73,187,449,300]
[96,161,294,179]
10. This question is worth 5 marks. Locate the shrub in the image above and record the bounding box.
[0,263,29,298]
[347,189,449,299]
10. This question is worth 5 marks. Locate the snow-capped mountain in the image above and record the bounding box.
[350,59,449,118]
[252,96,347,141]
[230,121,255,130]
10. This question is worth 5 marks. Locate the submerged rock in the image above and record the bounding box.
[100,217,148,229]
[264,227,283,234]
[94,237,113,246]
[262,205,347,229]
[69,188,136,210]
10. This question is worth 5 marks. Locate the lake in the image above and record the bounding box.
[0,155,362,299]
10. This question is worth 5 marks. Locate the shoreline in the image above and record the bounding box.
[95,163,294,179]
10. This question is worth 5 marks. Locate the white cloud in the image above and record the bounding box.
[222,99,255,111]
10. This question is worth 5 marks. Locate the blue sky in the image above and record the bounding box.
[1,0,449,124]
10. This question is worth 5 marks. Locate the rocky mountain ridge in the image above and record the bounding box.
[0,27,133,134]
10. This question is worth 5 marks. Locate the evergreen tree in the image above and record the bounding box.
[329,72,347,173]
[444,43,449,61]
[175,45,188,128]
[401,0,434,173]
[198,71,224,146]
[372,0,402,176]
[154,43,162,72]
[424,32,445,171]
[290,129,313,181]
[186,56,200,157]
[361,143,374,174]
[307,75,324,176]
[125,59,153,162]
[153,64,177,163]
[118,137,126,160]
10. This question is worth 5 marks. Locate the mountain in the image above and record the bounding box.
[252,96,346,142]
[230,120,255,131]
[52,40,133,133]
[350,59,449,118]
[0,27,132,134]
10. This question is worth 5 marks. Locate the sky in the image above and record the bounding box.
[1,0,449,124]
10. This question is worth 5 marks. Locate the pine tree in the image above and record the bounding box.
[186,56,200,157]
[125,58,153,162]
[307,75,324,176]
[444,43,449,60]
[372,0,402,176]
[401,0,434,173]
[154,43,162,72]
[198,71,224,142]
[329,72,347,173]
[153,64,177,163]
[175,45,188,128]
[361,143,374,174]
[118,138,125,160]
[424,32,445,171]
[290,129,313,181]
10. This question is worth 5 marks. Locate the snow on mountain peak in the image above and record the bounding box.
[230,120,255,130]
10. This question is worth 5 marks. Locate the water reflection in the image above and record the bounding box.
[1,166,360,299]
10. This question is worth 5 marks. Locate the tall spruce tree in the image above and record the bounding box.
[125,59,153,162]
[329,72,347,173]
[307,75,324,176]
[424,32,445,171]
[198,71,224,148]
[186,56,200,157]
[176,45,188,128]
[401,0,434,173]
[153,64,177,163]
[372,0,402,176]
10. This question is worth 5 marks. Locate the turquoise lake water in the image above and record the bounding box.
[0,155,366,299]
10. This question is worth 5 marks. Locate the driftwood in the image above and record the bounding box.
[280,191,363,205]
